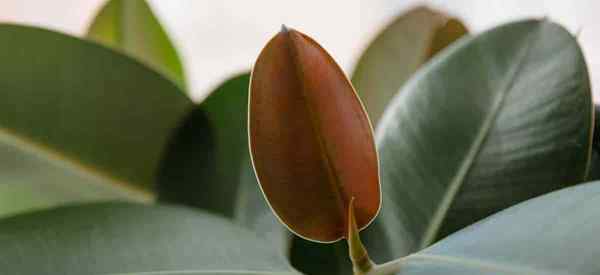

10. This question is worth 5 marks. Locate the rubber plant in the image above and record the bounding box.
[0,0,598,274]
[248,15,594,275]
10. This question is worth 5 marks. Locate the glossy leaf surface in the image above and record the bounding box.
[365,19,592,262]
[351,6,468,124]
[87,0,186,89]
[0,202,296,275]
[0,24,192,214]
[249,27,380,242]
[390,181,600,275]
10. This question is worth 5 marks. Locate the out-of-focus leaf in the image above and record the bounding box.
[351,6,468,124]
[235,159,289,252]
[87,0,186,89]
[157,107,216,208]
[0,24,191,215]
[0,202,297,275]
[379,181,600,275]
[365,19,592,263]
[586,105,600,180]
[0,140,141,218]
[290,238,351,275]
[189,74,253,217]
[249,26,380,242]
[158,73,251,216]
[157,73,288,250]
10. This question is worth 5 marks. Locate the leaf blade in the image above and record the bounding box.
[249,27,380,242]
[351,6,468,124]
[156,73,288,251]
[392,181,600,274]
[87,0,186,89]
[0,202,296,275]
[0,24,191,214]
[367,18,592,261]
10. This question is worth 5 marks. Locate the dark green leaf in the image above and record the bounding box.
[382,181,600,274]
[290,238,351,275]
[158,73,251,215]
[366,19,593,263]
[157,73,287,250]
[0,24,191,215]
[0,202,296,275]
[586,105,600,180]
[351,6,468,125]
[87,0,186,89]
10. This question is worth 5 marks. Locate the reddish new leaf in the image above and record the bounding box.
[249,26,380,242]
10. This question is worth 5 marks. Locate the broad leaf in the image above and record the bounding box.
[87,0,186,89]
[157,74,287,250]
[158,73,253,217]
[236,159,289,251]
[0,145,143,218]
[351,6,467,124]
[382,181,600,275]
[249,26,380,242]
[0,202,296,275]
[365,19,592,263]
[0,24,192,215]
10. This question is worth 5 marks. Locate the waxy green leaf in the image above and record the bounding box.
[0,202,296,275]
[87,0,186,89]
[381,181,600,275]
[365,19,592,262]
[0,24,191,215]
[249,26,380,242]
[352,6,468,124]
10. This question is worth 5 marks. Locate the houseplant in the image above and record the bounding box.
[0,1,597,274]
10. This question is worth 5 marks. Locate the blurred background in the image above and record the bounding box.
[1,0,598,101]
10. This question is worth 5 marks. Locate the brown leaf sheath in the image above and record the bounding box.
[249,26,380,242]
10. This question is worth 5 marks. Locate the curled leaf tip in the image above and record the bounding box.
[348,197,374,274]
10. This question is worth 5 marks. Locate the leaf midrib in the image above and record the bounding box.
[286,31,347,230]
[418,25,538,248]
[0,125,152,202]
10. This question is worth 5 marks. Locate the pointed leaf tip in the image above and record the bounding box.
[249,27,380,242]
[86,0,186,89]
[281,24,289,33]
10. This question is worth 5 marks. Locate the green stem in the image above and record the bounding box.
[347,198,407,275]
[347,198,374,274]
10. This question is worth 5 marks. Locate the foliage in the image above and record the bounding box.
[0,1,597,275]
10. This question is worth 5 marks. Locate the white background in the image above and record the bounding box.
[1,0,598,101]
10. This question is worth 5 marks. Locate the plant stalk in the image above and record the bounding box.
[347,197,374,275]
